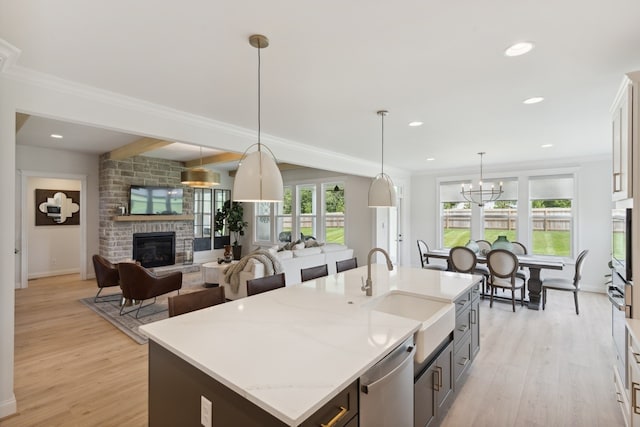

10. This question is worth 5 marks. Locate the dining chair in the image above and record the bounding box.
[336,257,358,273]
[486,249,526,312]
[417,240,447,271]
[168,287,226,317]
[300,265,329,282]
[247,273,286,296]
[542,249,589,315]
[448,246,490,295]
[512,241,528,255]
[476,240,492,254]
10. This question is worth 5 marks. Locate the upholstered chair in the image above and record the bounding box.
[417,240,447,271]
[336,258,358,273]
[449,246,490,295]
[168,287,226,317]
[247,273,286,296]
[486,249,526,312]
[542,250,589,315]
[300,264,329,282]
[117,262,182,318]
[92,254,121,302]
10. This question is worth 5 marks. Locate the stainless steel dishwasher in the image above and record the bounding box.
[359,337,415,427]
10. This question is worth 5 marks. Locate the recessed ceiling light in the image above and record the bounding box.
[408,121,423,127]
[504,41,535,57]
[541,144,553,148]
[426,157,435,161]
[523,97,544,105]
[50,134,63,139]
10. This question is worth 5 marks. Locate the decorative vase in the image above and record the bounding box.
[223,245,233,262]
[491,235,514,252]
[465,240,479,253]
[232,245,242,261]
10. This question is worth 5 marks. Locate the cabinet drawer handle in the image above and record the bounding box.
[458,357,469,367]
[633,352,640,364]
[471,309,477,325]
[433,369,440,392]
[321,406,348,427]
[457,299,467,306]
[617,391,624,403]
[633,382,640,415]
[457,324,468,333]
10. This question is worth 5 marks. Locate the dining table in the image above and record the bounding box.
[426,249,566,310]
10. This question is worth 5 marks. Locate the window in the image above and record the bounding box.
[297,184,317,240]
[254,181,346,245]
[440,182,471,248]
[193,188,212,251]
[529,175,574,257]
[255,202,271,242]
[323,183,345,244]
[483,179,518,242]
[276,186,293,242]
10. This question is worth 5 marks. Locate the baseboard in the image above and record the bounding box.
[28,268,80,280]
[0,395,17,420]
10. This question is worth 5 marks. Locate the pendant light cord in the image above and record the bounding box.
[257,42,262,151]
[381,113,385,175]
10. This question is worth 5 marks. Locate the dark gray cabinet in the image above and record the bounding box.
[414,340,453,427]
[453,280,480,390]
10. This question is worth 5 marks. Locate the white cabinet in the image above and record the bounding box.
[611,72,639,201]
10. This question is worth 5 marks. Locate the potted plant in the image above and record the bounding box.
[216,200,248,260]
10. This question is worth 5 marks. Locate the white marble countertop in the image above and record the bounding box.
[140,265,480,426]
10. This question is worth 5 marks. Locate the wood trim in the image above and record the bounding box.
[112,214,194,222]
[184,152,243,168]
[107,137,173,160]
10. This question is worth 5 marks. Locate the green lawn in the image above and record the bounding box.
[300,227,344,244]
[444,228,570,256]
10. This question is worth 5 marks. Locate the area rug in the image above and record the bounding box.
[80,296,169,344]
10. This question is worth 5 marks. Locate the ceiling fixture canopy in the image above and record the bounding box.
[233,34,284,202]
[181,146,221,187]
[368,110,397,208]
[460,152,502,207]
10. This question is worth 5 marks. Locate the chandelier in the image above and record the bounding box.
[460,152,502,207]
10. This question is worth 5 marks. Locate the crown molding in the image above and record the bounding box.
[3,64,405,178]
[0,39,21,73]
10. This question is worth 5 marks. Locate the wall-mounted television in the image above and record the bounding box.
[129,185,184,215]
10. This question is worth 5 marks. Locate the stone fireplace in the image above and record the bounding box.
[98,155,194,265]
[133,232,176,268]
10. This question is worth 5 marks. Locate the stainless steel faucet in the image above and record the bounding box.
[362,247,394,296]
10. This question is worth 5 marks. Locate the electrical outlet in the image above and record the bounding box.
[201,395,212,427]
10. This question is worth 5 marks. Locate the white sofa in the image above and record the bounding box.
[220,244,354,300]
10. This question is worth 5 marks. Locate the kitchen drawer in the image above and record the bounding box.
[300,380,358,427]
[455,290,473,312]
[454,304,471,347]
[453,332,472,388]
[471,281,481,301]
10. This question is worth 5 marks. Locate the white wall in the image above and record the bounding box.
[409,158,612,292]
[16,145,100,282]
[26,177,81,278]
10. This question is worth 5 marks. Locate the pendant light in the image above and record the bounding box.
[368,110,397,207]
[233,34,284,202]
[460,152,503,207]
[181,146,221,187]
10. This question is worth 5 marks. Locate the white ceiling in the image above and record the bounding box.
[3,0,640,174]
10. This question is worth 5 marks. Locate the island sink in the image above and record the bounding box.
[371,291,456,363]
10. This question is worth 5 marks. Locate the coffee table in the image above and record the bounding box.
[202,261,237,287]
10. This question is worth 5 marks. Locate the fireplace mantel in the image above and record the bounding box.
[112,215,194,222]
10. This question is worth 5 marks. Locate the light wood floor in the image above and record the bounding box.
[1,275,626,426]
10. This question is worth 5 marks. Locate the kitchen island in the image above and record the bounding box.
[140,265,481,426]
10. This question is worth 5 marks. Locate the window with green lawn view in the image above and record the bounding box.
[529,176,574,257]
[276,186,292,242]
[440,182,471,248]
[297,184,317,240]
[323,183,345,244]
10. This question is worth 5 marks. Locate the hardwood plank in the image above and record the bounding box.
[1,275,626,426]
